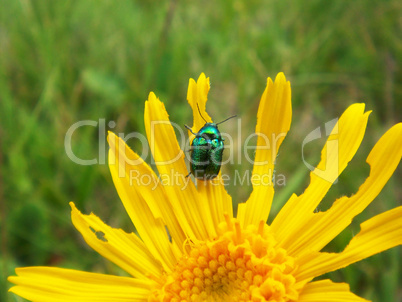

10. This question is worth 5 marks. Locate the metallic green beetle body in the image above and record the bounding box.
[189,123,224,180]
[185,105,236,181]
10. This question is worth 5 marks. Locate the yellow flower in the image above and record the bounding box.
[9,73,402,301]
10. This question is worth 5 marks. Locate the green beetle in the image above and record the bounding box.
[185,105,236,180]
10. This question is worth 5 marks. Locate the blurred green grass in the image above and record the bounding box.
[1,0,401,301]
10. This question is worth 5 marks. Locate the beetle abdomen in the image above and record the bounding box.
[190,136,223,180]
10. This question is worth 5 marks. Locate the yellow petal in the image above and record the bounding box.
[187,73,234,230]
[237,72,292,227]
[272,103,370,243]
[8,267,153,302]
[108,132,185,251]
[145,92,214,239]
[187,73,212,133]
[197,175,234,229]
[280,123,402,256]
[298,280,369,302]
[70,202,163,278]
[295,206,402,283]
[108,137,179,271]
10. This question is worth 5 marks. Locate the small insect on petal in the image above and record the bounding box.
[185,104,236,180]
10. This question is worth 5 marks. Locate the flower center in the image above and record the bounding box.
[150,218,299,302]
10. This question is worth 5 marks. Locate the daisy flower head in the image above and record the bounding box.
[8,73,402,301]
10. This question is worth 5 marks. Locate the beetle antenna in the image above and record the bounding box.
[196,103,208,123]
[216,115,237,125]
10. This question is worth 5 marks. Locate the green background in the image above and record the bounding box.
[1,0,401,301]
